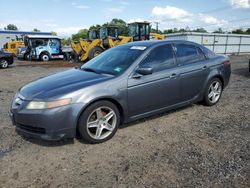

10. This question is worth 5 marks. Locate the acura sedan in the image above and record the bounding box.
[10,40,231,143]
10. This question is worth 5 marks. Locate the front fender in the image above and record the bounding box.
[73,79,128,127]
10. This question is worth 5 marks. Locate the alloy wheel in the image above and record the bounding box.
[1,60,8,68]
[208,80,222,103]
[86,106,117,140]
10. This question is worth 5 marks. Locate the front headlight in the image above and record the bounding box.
[26,98,71,110]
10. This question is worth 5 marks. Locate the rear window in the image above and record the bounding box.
[201,46,216,58]
[175,44,206,65]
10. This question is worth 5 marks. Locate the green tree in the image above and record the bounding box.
[4,24,18,30]
[33,28,40,32]
[51,31,57,36]
[71,29,88,41]
[151,28,163,34]
[89,24,101,31]
[192,28,207,33]
[163,29,174,34]
[232,28,244,34]
[61,38,71,46]
[213,28,224,33]
[246,28,250,34]
[109,18,129,36]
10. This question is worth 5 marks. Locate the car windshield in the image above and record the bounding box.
[81,46,146,75]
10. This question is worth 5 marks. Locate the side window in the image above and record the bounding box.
[11,44,16,49]
[175,44,205,65]
[141,45,175,72]
[50,39,58,46]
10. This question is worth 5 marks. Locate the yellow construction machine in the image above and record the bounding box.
[71,26,131,62]
[71,22,165,62]
[3,39,25,56]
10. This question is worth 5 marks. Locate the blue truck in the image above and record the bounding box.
[18,35,72,61]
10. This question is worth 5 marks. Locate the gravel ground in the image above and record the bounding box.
[0,57,249,187]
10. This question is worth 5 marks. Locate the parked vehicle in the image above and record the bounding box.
[3,39,25,56]
[0,50,14,68]
[18,35,72,61]
[71,22,165,62]
[10,40,231,143]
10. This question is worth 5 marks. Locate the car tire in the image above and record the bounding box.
[0,59,9,69]
[24,53,30,61]
[88,47,103,60]
[40,53,50,62]
[78,101,120,144]
[204,78,223,106]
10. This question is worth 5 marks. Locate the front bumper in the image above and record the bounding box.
[10,103,83,141]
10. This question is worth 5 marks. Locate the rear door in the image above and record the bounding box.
[127,44,181,117]
[174,44,209,102]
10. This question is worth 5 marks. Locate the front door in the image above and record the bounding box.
[127,44,181,117]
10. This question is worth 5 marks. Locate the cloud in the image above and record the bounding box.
[53,26,87,35]
[0,18,87,36]
[71,2,90,10]
[152,5,192,22]
[75,5,90,9]
[151,5,229,31]
[198,14,227,25]
[230,0,250,8]
[120,1,129,5]
[107,7,123,13]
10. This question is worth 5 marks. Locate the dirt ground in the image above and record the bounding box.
[0,57,249,188]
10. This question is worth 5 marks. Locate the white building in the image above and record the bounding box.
[166,32,250,54]
[0,30,52,48]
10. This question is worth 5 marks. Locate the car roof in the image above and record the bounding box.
[119,40,202,48]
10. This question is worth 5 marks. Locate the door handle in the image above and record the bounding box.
[202,66,207,70]
[169,73,176,79]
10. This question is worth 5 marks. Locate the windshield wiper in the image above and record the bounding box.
[81,67,100,74]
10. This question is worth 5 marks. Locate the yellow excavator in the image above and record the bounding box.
[71,22,165,62]
[3,38,25,56]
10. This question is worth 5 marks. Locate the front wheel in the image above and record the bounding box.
[40,53,50,61]
[88,46,103,60]
[78,101,120,144]
[0,59,9,69]
[204,78,223,106]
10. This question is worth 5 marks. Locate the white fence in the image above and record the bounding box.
[165,32,250,54]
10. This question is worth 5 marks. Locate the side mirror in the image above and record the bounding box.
[136,66,153,75]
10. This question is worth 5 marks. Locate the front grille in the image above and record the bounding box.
[17,124,46,134]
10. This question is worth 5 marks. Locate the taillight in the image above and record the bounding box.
[223,60,231,65]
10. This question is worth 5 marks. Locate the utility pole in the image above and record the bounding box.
[155,22,159,33]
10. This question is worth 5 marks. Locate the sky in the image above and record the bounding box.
[0,0,250,37]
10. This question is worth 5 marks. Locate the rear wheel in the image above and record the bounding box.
[204,78,222,106]
[0,59,9,69]
[40,53,50,61]
[88,46,103,60]
[78,101,120,144]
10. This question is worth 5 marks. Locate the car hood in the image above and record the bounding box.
[19,68,113,100]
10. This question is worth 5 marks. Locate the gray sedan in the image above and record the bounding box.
[10,40,231,143]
